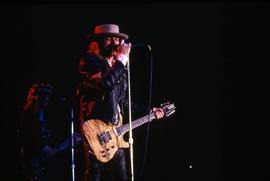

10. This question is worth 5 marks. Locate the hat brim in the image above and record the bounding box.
[87,33,129,40]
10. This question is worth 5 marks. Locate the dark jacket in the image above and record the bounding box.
[78,53,128,125]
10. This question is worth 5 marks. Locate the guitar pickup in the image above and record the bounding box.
[97,133,105,145]
[105,131,112,141]
[97,131,112,145]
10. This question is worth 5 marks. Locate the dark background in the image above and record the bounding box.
[4,2,269,181]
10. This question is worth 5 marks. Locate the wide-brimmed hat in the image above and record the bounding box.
[86,24,129,40]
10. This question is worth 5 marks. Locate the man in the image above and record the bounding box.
[77,24,164,181]
[19,83,56,181]
[18,83,73,181]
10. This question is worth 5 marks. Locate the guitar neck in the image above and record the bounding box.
[52,135,81,156]
[52,139,71,156]
[117,113,155,136]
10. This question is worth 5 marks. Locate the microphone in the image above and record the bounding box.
[132,43,145,48]
[114,43,145,50]
[113,43,151,52]
[133,43,151,50]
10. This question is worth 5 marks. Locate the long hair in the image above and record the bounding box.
[86,38,116,59]
[87,40,101,56]
[23,83,53,111]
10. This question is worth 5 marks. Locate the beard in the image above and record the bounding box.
[100,43,117,58]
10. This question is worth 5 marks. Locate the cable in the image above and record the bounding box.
[140,44,153,180]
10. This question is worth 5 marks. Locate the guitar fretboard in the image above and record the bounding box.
[117,113,155,136]
[53,135,82,155]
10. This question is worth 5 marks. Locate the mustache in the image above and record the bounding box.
[105,44,117,53]
[101,43,118,57]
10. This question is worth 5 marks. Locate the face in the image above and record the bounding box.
[100,36,121,58]
[103,36,120,47]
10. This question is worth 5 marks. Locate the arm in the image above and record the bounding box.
[79,55,127,92]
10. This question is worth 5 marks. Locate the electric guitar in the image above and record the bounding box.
[22,133,82,181]
[82,102,176,163]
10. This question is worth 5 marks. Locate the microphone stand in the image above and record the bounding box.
[61,96,76,181]
[59,96,76,181]
[127,57,134,181]
[70,101,76,181]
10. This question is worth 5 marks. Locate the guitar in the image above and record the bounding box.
[82,102,176,163]
[23,133,82,181]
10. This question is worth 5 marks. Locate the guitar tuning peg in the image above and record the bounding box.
[166,110,175,117]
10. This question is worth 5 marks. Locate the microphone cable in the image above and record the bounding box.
[140,44,153,180]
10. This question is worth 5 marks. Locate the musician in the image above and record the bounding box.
[18,83,69,181]
[77,24,165,181]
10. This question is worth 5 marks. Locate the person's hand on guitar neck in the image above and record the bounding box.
[152,107,165,119]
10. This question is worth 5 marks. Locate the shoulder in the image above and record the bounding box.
[80,53,103,67]
[83,53,102,63]
[79,53,106,74]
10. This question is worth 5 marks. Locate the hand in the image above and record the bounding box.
[153,107,165,119]
[117,39,131,56]
[115,40,131,66]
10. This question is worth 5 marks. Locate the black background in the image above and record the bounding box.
[4,2,269,181]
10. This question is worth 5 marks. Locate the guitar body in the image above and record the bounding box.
[82,116,129,163]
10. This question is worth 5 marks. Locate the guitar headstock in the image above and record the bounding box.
[161,102,176,117]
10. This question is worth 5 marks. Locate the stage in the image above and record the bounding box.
[4,2,270,180]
